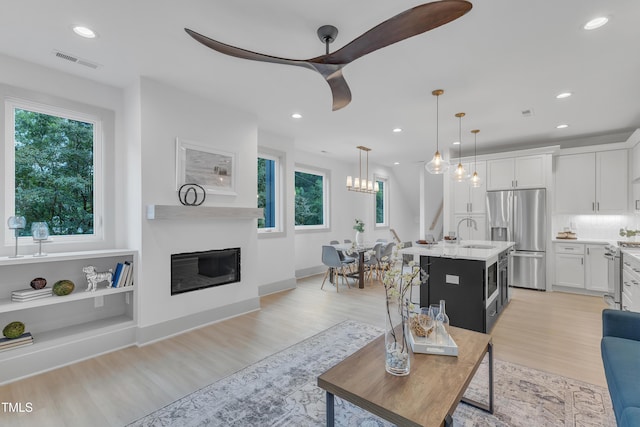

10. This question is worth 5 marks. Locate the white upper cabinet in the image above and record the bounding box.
[486,155,546,190]
[555,150,628,214]
[596,150,629,213]
[452,161,486,214]
[632,140,640,182]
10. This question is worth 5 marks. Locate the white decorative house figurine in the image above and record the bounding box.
[82,266,113,292]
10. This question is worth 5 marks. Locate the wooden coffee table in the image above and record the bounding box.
[317,326,493,426]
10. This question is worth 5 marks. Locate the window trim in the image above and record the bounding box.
[257,148,286,237]
[4,97,104,246]
[374,174,389,229]
[294,164,330,232]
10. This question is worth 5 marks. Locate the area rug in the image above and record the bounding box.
[128,320,615,427]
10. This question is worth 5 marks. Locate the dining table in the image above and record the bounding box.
[333,242,375,289]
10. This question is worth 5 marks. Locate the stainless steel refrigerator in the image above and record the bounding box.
[486,188,546,290]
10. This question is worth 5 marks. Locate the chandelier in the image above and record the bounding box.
[346,146,379,194]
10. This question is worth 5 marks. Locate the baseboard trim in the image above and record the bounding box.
[296,266,325,279]
[259,278,296,296]
[136,297,261,345]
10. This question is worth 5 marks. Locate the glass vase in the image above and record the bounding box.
[355,231,364,247]
[384,299,410,376]
[435,299,450,345]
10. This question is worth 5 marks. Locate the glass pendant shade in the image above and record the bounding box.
[470,170,482,187]
[451,112,466,182]
[453,162,466,182]
[425,150,449,174]
[470,129,481,188]
[425,89,449,174]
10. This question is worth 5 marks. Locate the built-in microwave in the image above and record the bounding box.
[486,260,498,308]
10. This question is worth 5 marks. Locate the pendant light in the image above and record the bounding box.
[470,129,482,188]
[425,89,449,174]
[452,112,466,182]
[346,146,379,194]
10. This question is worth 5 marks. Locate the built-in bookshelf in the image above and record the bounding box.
[0,249,137,385]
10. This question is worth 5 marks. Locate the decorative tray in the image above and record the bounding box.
[409,329,458,356]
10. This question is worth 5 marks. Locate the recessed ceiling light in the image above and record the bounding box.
[556,124,569,129]
[584,17,608,30]
[291,113,302,119]
[72,26,97,39]
[394,162,400,165]
[452,141,460,145]
[393,128,402,133]
[556,92,572,99]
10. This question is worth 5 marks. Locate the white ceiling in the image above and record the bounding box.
[1,0,639,167]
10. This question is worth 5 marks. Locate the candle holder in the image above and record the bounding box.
[31,222,50,257]
[7,216,26,258]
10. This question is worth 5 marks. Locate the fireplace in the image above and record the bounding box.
[171,248,241,295]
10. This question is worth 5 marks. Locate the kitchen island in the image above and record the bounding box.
[400,240,515,333]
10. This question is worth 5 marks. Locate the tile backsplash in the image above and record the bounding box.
[553,214,640,240]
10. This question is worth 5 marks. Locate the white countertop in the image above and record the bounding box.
[400,240,515,262]
[552,238,614,245]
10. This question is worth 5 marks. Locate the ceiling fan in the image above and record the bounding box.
[185,0,472,111]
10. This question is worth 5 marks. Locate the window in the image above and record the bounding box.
[257,152,282,232]
[295,166,328,229]
[5,98,102,242]
[375,176,389,228]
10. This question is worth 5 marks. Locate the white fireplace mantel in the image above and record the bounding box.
[146,205,263,220]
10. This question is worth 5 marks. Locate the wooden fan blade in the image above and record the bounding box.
[325,69,352,111]
[186,28,354,110]
[316,0,472,65]
[185,28,313,71]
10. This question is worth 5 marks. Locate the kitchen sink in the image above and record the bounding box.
[461,244,495,249]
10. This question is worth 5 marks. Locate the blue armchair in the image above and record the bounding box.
[601,309,640,427]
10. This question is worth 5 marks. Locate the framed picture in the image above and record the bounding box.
[176,138,237,196]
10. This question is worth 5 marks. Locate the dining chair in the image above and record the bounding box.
[378,242,396,278]
[330,240,356,272]
[321,245,354,292]
[344,239,352,243]
[363,242,383,283]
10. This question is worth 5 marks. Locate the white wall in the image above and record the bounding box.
[256,130,296,293]
[136,77,259,330]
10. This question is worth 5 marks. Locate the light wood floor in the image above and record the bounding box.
[0,276,608,427]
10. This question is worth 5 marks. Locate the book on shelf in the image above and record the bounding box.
[122,261,133,287]
[12,288,52,297]
[12,293,52,302]
[0,332,33,346]
[12,288,53,302]
[0,332,33,352]
[111,263,124,288]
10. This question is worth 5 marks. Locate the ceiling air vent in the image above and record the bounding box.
[53,50,99,69]
[55,51,78,63]
[521,108,535,118]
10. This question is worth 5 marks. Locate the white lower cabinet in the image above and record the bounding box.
[554,242,608,292]
[622,253,640,312]
[555,252,585,288]
[585,244,610,292]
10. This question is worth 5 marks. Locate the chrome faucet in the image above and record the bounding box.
[456,217,478,243]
